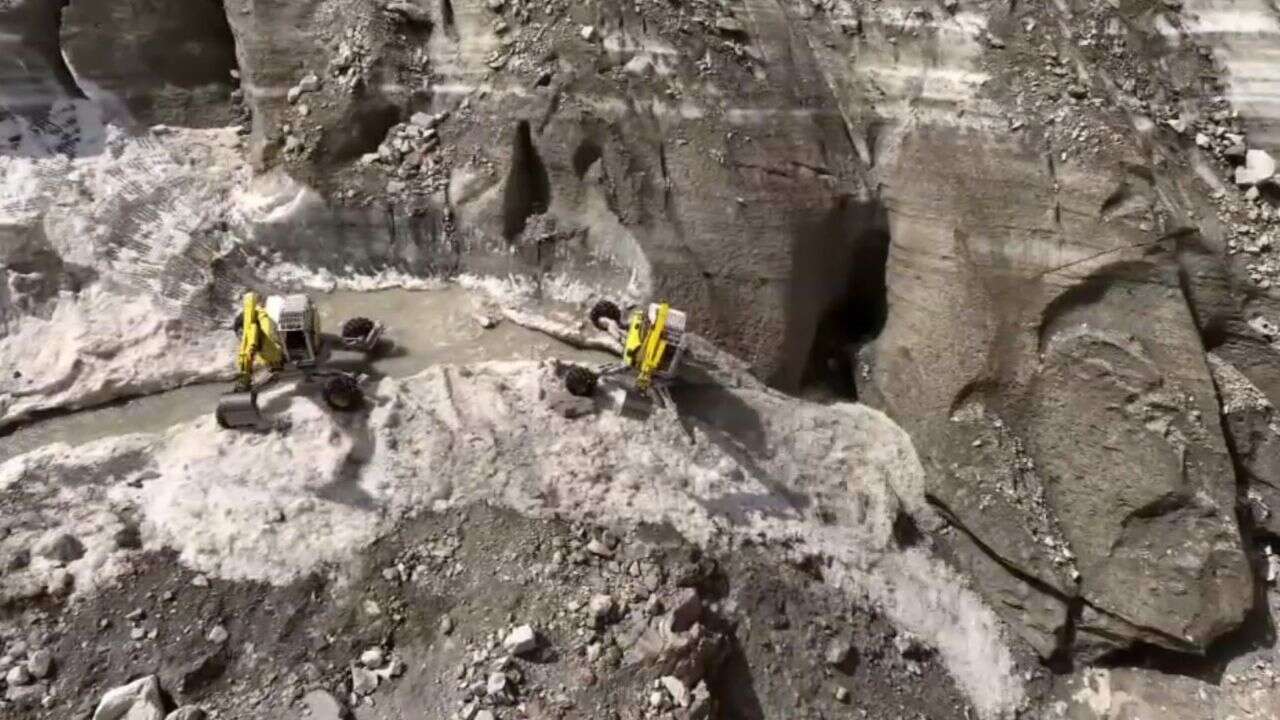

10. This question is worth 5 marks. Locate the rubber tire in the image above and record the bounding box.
[323,375,362,411]
[589,300,623,331]
[565,366,599,397]
[232,311,244,336]
[341,316,375,341]
[215,407,231,429]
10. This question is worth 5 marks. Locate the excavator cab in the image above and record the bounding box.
[267,295,320,368]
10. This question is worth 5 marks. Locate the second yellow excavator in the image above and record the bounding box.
[564,299,688,414]
[215,291,384,429]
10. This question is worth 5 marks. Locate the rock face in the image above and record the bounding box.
[59,0,239,128]
[4,0,1280,689]
[0,0,81,113]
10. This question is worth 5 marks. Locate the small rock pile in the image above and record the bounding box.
[349,645,407,704]
[0,638,55,708]
[363,110,451,196]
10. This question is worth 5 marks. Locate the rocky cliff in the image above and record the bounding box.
[4,0,1280,717]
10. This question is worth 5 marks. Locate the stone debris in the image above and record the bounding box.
[302,689,348,720]
[502,625,539,655]
[485,671,511,703]
[825,637,853,668]
[351,666,380,695]
[360,647,386,668]
[669,588,702,632]
[34,531,85,563]
[93,676,166,720]
[835,686,851,703]
[4,682,45,706]
[26,649,52,679]
[207,625,229,644]
[586,538,614,558]
[1235,149,1278,187]
[384,1,432,25]
[588,593,615,624]
[165,707,207,720]
[4,664,31,687]
[286,73,322,104]
[660,675,689,707]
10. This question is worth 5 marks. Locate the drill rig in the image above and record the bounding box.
[215,291,384,429]
[564,300,688,414]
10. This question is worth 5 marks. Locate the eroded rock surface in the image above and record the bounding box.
[60,0,239,127]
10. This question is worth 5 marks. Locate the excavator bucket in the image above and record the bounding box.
[618,389,655,419]
[215,391,264,429]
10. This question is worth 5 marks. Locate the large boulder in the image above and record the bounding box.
[93,676,166,720]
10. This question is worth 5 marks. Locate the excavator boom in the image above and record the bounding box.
[217,292,285,428]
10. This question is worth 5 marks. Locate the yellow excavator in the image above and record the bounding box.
[215,291,383,429]
[564,300,688,414]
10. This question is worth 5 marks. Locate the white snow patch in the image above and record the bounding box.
[0,125,249,425]
[0,287,233,428]
[0,354,1023,716]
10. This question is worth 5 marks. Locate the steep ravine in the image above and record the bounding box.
[4,0,1280,718]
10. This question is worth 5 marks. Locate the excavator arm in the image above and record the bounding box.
[233,292,285,390]
[217,292,286,428]
[633,303,670,392]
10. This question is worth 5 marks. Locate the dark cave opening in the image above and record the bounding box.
[572,138,602,178]
[798,228,891,401]
[501,120,551,240]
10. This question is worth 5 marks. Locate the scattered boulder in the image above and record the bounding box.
[302,689,349,720]
[502,625,539,655]
[588,593,615,625]
[93,676,166,720]
[824,637,855,671]
[45,569,73,596]
[5,664,31,686]
[351,666,379,695]
[668,589,702,632]
[384,1,431,25]
[26,649,52,679]
[165,708,207,720]
[660,676,689,707]
[360,647,385,668]
[486,672,512,703]
[687,681,713,720]
[4,682,45,706]
[1235,149,1277,186]
[34,531,85,563]
[206,625,228,644]
[3,547,30,572]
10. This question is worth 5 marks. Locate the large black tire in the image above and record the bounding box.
[214,407,231,429]
[323,375,363,411]
[565,366,599,397]
[589,300,623,331]
[341,316,375,342]
[232,311,244,336]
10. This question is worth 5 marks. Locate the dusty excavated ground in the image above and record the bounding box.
[0,505,983,720]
